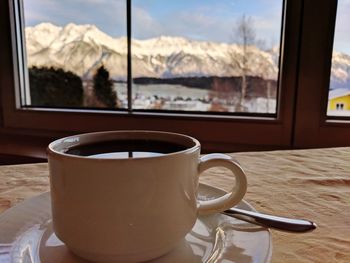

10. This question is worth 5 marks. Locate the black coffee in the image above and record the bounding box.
[65,139,188,159]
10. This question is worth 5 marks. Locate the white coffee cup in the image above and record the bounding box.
[47,130,247,262]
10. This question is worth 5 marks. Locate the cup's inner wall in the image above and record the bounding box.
[50,131,199,158]
[65,139,187,157]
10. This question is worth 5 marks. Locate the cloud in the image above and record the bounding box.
[253,15,282,46]
[75,0,110,3]
[131,3,237,43]
[24,0,127,36]
[24,10,51,23]
[23,0,60,24]
[130,1,283,46]
[24,0,284,47]
[164,11,235,42]
[131,6,164,39]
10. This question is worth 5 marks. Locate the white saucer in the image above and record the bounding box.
[0,183,272,263]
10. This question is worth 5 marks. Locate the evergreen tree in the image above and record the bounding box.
[93,66,116,108]
[29,66,83,107]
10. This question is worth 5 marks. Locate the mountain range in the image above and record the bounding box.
[25,23,278,80]
[25,22,350,90]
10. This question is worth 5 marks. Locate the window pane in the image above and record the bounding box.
[21,0,127,109]
[327,0,350,117]
[131,0,283,114]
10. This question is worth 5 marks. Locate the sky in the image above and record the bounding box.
[23,0,350,53]
[23,0,283,47]
[333,0,350,54]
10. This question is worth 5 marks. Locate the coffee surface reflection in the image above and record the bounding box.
[65,139,187,158]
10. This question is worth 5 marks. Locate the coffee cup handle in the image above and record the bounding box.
[197,153,247,215]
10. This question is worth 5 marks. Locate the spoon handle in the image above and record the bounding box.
[223,207,317,233]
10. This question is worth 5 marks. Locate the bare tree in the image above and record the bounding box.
[230,15,256,112]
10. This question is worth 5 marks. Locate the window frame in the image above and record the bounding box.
[1,0,303,152]
[293,0,350,148]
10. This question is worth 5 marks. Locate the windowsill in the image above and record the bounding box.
[16,106,279,122]
[0,127,288,163]
[0,130,52,160]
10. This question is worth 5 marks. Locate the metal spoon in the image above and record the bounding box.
[223,207,317,233]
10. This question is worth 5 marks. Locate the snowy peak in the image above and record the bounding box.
[25,22,278,79]
[25,23,61,51]
[29,22,350,83]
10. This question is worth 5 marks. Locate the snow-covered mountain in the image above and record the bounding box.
[25,23,279,80]
[25,22,350,88]
[26,23,128,79]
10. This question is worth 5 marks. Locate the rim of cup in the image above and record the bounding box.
[47,130,201,161]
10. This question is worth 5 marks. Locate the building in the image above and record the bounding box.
[328,88,350,111]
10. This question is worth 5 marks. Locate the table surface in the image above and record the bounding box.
[1,147,349,263]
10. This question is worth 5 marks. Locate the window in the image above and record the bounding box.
[293,0,350,148]
[131,0,282,114]
[20,0,128,110]
[5,0,350,151]
[327,0,350,117]
[16,0,284,116]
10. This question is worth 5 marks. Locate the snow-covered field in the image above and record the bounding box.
[114,83,276,113]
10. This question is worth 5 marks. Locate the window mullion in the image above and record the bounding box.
[127,0,132,112]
